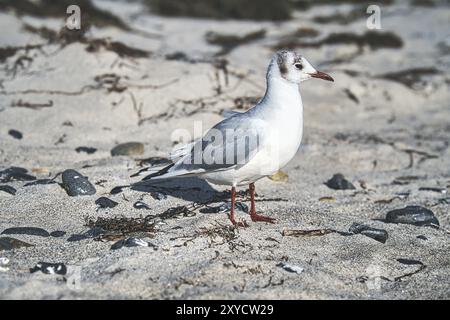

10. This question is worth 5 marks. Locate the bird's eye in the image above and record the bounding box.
[294,63,303,70]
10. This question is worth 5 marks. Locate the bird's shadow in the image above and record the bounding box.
[131,177,223,202]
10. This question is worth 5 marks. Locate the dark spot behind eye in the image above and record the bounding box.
[294,63,303,70]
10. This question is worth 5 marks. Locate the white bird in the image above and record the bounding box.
[134,50,333,226]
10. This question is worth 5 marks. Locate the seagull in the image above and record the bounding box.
[134,50,333,226]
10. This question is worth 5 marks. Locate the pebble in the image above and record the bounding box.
[150,192,168,200]
[111,142,144,157]
[110,186,126,194]
[199,201,248,214]
[349,223,388,243]
[61,169,96,196]
[95,197,118,209]
[416,235,428,241]
[0,257,9,272]
[324,173,355,190]
[8,129,23,139]
[111,237,157,250]
[30,262,67,275]
[0,185,16,195]
[385,206,439,226]
[133,201,150,210]
[276,262,304,274]
[418,187,447,194]
[0,237,33,251]
[397,258,424,266]
[1,227,50,237]
[50,231,66,238]
[0,167,36,182]
[75,146,97,154]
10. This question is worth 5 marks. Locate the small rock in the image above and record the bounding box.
[133,200,150,210]
[110,186,127,194]
[324,173,355,190]
[385,206,439,226]
[61,169,96,196]
[30,262,67,275]
[1,227,50,237]
[8,129,23,139]
[111,237,157,250]
[0,185,16,195]
[397,258,424,266]
[111,142,144,157]
[150,192,168,200]
[418,187,447,194]
[276,262,304,274]
[318,196,335,202]
[95,197,118,209]
[75,146,97,154]
[24,179,57,187]
[0,167,36,183]
[0,257,9,272]
[0,237,33,251]
[268,170,289,182]
[199,201,248,214]
[349,223,388,243]
[416,235,428,241]
[50,231,66,238]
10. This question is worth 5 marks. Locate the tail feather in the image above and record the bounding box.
[142,163,175,181]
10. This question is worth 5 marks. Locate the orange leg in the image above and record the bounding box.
[249,183,276,223]
[229,186,248,227]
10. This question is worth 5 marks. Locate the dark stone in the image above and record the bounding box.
[385,206,439,226]
[0,237,33,251]
[1,227,50,237]
[75,146,97,154]
[397,258,424,266]
[199,201,248,214]
[110,185,127,194]
[418,187,447,194]
[349,223,388,243]
[61,169,96,196]
[24,179,56,187]
[95,197,118,209]
[50,231,66,237]
[67,234,88,242]
[0,185,16,195]
[417,235,428,241]
[111,237,156,250]
[150,192,167,200]
[0,167,36,183]
[8,129,23,139]
[30,262,67,275]
[324,173,355,190]
[67,227,105,242]
[111,142,144,156]
[133,201,150,210]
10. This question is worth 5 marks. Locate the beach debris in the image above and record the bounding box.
[418,187,447,194]
[30,262,67,275]
[86,217,155,237]
[392,175,421,185]
[8,129,23,139]
[67,227,105,242]
[61,169,96,196]
[111,142,144,157]
[282,229,336,237]
[395,258,426,282]
[276,262,304,274]
[136,156,171,167]
[268,170,289,182]
[0,257,9,272]
[75,146,97,154]
[110,237,157,250]
[0,185,16,195]
[24,179,57,187]
[324,173,355,190]
[416,235,428,241]
[385,206,439,226]
[348,223,388,243]
[1,227,50,237]
[95,197,118,209]
[0,167,36,183]
[110,185,127,194]
[318,196,336,202]
[11,99,53,110]
[0,237,33,251]
[134,200,150,210]
[50,231,66,238]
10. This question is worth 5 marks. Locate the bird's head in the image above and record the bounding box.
[270,50,334,84]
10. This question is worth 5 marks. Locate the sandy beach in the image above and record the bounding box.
[0,0,449,299]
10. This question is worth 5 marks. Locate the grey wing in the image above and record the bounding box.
[171,115,266,174]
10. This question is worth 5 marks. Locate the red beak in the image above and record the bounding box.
[309,71,334,82]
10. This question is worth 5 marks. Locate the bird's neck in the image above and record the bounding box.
[260,76,302,112]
